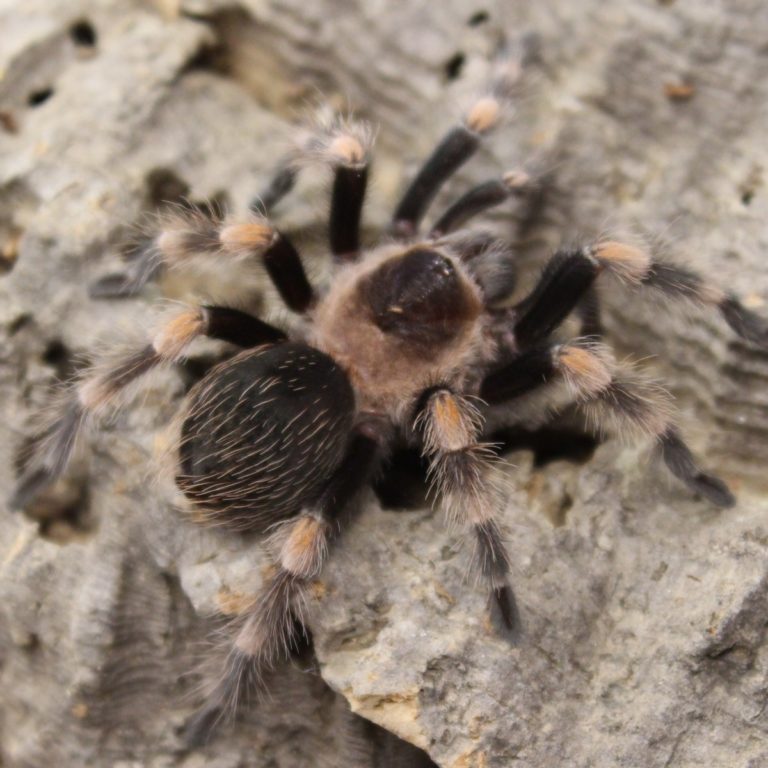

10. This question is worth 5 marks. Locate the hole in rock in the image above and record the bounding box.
[145,168,191,208]
[70,20,97,47]
[27,88,54,107]
[468,10,490,26]
[444,52,466,81]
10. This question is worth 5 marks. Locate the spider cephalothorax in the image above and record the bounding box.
[311,243,488,414]
[10,71,768,747]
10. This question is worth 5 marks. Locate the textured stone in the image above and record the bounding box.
[1,1,768,767]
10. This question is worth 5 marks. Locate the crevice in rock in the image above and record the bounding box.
[144,167,192,208]
[324,615,390,653]
[362,719,440,767]
[37,495,94,544]
[374,447,430,511]
[180,36,230,77]
[0,224,22,274]
[0,110,18,134]
[27,87,54,107]
[13,433,93,544]
[0,181,39,274]
[8,313,32,335]
[179,4,317,117]
[443,52,466,82]
[41,338,73,378]
[144,168,231,215]
[468,10,490,27]
[70,20,97,49]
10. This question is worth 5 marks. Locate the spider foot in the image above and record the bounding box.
[720,296,768,348]
[659,428,735,508]
[181,702,225,750]
[489,584,523,646]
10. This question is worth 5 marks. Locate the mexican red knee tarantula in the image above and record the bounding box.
[10,77,768,746]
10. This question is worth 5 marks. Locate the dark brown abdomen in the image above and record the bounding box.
[177,342,355,532]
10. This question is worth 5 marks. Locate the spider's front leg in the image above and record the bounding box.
[415,386,521,642]
[251,114,373,262]
[182,417,387,747]
[391,95,508,240]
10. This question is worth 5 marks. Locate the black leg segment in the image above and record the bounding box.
[480,346,557,404]
[250,163,297,215]
[658,427,735,508]
[204,306,287,347]
[430,173,527,238]
[330,165,368,260]
[262,233,315,313]
[392,126,480,237]
[513,249,599,348]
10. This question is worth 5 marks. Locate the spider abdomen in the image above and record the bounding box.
[176,342,355,531]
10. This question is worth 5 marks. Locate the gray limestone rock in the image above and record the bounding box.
[1,1,767,766]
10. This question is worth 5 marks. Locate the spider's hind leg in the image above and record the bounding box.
[182,418,386,747]
[10,305,284,510]
[429,170,530,239]
[252,114,374,263]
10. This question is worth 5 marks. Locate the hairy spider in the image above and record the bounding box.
[10,69,768,748]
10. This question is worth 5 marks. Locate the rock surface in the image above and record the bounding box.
[1,1,768,767]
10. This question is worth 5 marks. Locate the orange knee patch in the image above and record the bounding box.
[425,390,478,453]
[592,241,652,283]
[219,221,274,256]
[557,345,613,399]
[466,97,501,134]
[280,516,328,577]
[327,134,367,166]
[152,308,206,359]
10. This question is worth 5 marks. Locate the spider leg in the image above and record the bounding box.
[575,285,604,337]
[391,95,506,239]
[91,209,315,313]
[9,305,284,509]
[414,386,521,642]
[429,170,529,238]
[88,237,163,299]
[511,246,602,348]
[512,241,768,350]
[182,419,386,748]
[480,340,735,507]
[644,257,768,345]
[250,162,298,215]
[328,135,370,262]
[252,117,372,262]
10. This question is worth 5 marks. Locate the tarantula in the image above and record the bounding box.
[10,75,768,746]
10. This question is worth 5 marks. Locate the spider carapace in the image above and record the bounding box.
[10,77,768,745]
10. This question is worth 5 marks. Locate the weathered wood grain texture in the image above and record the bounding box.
[1,1,767,766]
